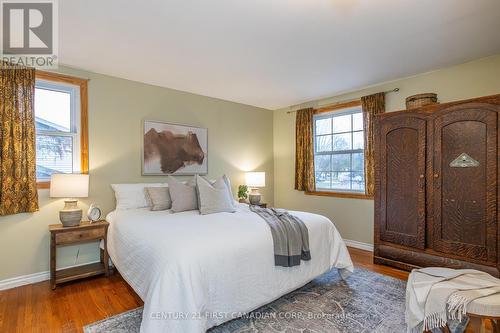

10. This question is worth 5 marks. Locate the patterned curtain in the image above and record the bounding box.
[0,62,39,215]
[295,108,315,192]
[361,92,385,196]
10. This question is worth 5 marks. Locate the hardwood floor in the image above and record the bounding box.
[0,271,143,333]
[348,246,409,280]
[0,247,407,332]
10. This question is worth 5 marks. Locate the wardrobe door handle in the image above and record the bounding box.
[434,173,441,189]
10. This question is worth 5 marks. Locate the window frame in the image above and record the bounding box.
[35,71,89,189]
[305,100,373,200]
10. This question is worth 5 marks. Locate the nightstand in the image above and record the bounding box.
[242,202,267,208]
[49,221,110,290]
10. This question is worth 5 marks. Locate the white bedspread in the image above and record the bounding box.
[106,204,353,333]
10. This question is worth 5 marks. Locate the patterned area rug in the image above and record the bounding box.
[83,268,408,333]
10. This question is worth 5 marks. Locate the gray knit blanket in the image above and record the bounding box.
[249,205,311,267]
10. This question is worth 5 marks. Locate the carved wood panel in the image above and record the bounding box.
[432,105,498,263]
[374,95,500,276]
[378,115,426,249]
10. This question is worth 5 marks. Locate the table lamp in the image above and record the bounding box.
[50,174,89,227]
[245,172,265,205]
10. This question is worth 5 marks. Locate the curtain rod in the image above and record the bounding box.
[286,88,399,114]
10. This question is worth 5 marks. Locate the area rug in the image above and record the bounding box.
[83,268,408,333]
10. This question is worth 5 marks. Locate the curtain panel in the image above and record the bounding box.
[0,62,39,215]
[361,92,385,196]
[294,107,315,192]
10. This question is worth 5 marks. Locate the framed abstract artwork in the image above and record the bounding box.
[142,120,208,175]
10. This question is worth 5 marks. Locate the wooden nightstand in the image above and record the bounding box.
[241,202,267,208]
[49,221,110,290]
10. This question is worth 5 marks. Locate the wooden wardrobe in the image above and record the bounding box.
[374,94,500,277]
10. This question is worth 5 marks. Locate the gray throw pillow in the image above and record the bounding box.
[167,176,198,212]
[196,175,236,215]
[194,175,235,209]
[145,187,171,211]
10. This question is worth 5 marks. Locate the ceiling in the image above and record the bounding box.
[59,0,500,110]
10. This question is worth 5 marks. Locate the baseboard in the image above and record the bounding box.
[344,239,374,252]
[0,260,103,291]
[0,241,370,291]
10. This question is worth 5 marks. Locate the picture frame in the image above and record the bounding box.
[142,120,208,175]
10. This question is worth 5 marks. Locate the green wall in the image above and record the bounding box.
[0,66,274,281]
[2,54,500,283]
[273,54,500,246]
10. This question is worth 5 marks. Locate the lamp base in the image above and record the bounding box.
[249,189,261,205]
[60,199,82,227]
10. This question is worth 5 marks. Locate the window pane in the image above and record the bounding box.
[353,112,363,131]
[315,155,331,172]
[315,118,331,135]
[315,172,331,189]
[36,135,73,179]
[35,88,71,132]
[332,114,351,133]
[332,172,351,190]
[351,172,365,191]
[316,135,332,152]
[353,131,364,149]
[332,154,350,171]
[332,133,351,151]
[312,109,366,194]
[352,153,364,172]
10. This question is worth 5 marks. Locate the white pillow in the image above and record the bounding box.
[111,183,167,210]
[220,174,239,208]
[196,175,236,215]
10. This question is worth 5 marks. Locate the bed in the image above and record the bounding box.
[106,203,354,333]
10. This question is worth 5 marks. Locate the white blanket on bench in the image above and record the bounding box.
[405,267,500,333]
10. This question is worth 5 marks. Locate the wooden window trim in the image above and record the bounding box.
[35,71,89,189]
[310,99,370,199]
[305,190,373,200]
[315,100,361,115]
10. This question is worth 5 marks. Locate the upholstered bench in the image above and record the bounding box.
[467,293,500,333]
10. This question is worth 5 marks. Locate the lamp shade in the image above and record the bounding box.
[245,172,265,188]
[50,174,89,198]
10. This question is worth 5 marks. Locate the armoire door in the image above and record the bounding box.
[378,115,426,249]
[432,104,498,263]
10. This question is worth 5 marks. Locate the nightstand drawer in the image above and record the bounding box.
[55,228,104,244]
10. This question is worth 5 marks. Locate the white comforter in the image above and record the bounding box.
[106,204,353,333]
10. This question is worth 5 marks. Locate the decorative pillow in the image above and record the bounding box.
[196,175,236,215]
[111,183,167,210]
[221,174,238,208]
[167,176,198,212]
[145,187,172,211]
[195,175,236,209]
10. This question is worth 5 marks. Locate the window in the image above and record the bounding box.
[34,71,88,187]
[313,102,365,194]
